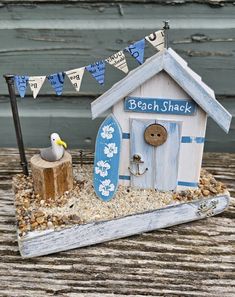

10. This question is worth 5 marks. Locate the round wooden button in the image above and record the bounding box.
[144,124,167,147]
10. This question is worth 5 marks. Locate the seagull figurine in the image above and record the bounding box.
[40,133,67,162]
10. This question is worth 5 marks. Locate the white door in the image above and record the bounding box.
[130,119,181,191]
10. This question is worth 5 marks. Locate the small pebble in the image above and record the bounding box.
[209,187,217,194]
[31,222,38,229]
[69,214,81,223]
[47,221,54,229]
[202,189,210,196]
[36,216,45,224]
[23,199,30,208]
[34,211,44,218]
[40,200,45,206]
[13,167,227,236]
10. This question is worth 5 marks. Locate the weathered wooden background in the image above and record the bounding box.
[0,0,234,151]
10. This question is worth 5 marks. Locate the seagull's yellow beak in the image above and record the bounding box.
[56,139,67,149]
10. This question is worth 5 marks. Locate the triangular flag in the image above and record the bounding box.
[86,61,105,85]
[28,76,46,99]
[125,38,145,65]
[15,75,29,98]
[65,67,85,92]
[105,50,129,74]
[145,30,165,51]
[47,72,65,95]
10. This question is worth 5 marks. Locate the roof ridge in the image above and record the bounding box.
[167,48,215,98]
[91,48,231,133]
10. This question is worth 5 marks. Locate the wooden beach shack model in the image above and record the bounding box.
[92,48,231,200]
[13,47,232,258]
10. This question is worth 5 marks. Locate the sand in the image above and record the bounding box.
[13,165,227,237]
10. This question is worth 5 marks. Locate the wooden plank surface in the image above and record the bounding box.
[0,1,234,151]
[0,95,234,152]
[0,3,234,95]
[19,195,230,258]
[0,148,234,296]
[0,1,234,3]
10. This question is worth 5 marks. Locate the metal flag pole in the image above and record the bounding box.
[163,20,170,49]
[4,74,29,176]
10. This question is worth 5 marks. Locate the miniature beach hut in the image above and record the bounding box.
[92,48,231,201]
[12,47,232,258]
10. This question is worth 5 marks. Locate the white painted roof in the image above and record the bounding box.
[91,48,231,133]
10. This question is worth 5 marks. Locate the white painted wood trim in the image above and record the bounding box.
[91,50,165,119]
[167,47,215,98]
[18,194,230,258]
[164,50,232,133]
[91,48,231,133]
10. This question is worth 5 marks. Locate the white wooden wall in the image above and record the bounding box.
[113,71,207,190]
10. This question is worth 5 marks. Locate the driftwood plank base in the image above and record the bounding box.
[2,149,234,296]
[31,152,73,201]
[18,193,230,258]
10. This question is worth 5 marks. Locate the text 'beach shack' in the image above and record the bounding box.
[91,48,231,201]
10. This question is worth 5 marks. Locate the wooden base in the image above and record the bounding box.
[18,193,230,258]
[31,151,73,201]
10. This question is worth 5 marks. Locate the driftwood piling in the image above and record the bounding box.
[31,151,73,201]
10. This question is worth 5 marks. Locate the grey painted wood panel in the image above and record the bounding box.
[1,1,234,3]
[0,2,234,23]
[0,95,234,151]
[0,3,234,95]
[0,2,234,151]
[0,96,103,149]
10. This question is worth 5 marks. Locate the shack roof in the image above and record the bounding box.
[91,48,231,133]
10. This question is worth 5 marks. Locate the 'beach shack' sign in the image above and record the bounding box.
[124,97,196,115]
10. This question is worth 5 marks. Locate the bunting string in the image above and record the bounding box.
[14,29,165,98]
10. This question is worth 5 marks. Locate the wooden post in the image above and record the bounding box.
[31,151,73,201]
[4,74,29,176]
[163,20,170,49]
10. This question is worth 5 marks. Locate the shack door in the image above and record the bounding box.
[130,119,181,191]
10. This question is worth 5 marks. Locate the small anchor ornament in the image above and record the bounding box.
[128,154,148,176]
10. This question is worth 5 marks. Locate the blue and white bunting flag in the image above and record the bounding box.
[125,38,146,65]
[15,75,29,98]
[28,76,46,99]
[65,67,85,92]
[86,61,106,85]
[105,50,129,74]
[13,29,165,97]
[47,72,65,95]
[145,30,165,51]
